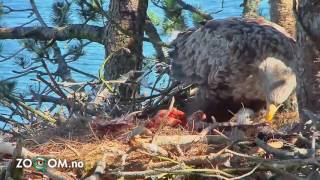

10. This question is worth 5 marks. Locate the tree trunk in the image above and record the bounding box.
[269,0,298,113]
[103,0,148,80]
[93,0,148,105]
[295,0,320,121]
[270,0,296,37]
[242,0,261,18]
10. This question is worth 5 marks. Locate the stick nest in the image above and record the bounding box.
[9,108,319,180]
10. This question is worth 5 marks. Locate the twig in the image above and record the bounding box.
[0,69,42,83]
[145,17,166,62]
[0,114,26,127]
[0,142,72,179]
[0,48,26,62]
[178,153,232,167]
[2,5,32,14]
[255,138,312,158]
[224,149,253,158]
[84,151,110,180]
[176,0,213,20]
[133,140,168,156]
[67,66,98,80]
[212,121,268,128]
[4,94,56,124]
[175,145,184,157]
[10,139,23,180]
[37,75,66,100]
[88,122,99,141]
[213,129,229,139]
[64,143,80,158]
[152,135,229,146]
[230,162,262,180]
[19,18,37,27]
[161,168,235,178]
[123,126,152,141]
[39,58,67,99]
[30,0,72,82]
[110,165,181,178]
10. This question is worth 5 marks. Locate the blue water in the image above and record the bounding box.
[0,0,270,128]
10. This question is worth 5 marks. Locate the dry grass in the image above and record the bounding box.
[12,109,317,179]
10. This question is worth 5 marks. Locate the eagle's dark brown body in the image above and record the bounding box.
[170,18,297,122]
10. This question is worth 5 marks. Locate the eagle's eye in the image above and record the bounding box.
[270,80,286,90]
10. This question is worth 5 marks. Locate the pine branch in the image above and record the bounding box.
[29,0,73,82]
[0,25,104,43]
[2,5,32,14]
[176,0,213,20]
[145,17,166,62]
[5,94,57,124]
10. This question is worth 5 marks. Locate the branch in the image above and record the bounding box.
[255,138,313,159]
[176,0,213,20]
[29,0,73,82]
[84,151,118,180]
[145,18,166,62]
[0,48,26,62]
[0,115,25,127]
[39,58,67,100]
[2,5,32,14]
[152,135,229,146]
[0,25,104,44]
[27,94,65,105]
[36,75,65,100]
[0,142,73,180]
[68,65,98,79]
[29,0,47,26]
[0,69,43,83]
[3,94,57,124]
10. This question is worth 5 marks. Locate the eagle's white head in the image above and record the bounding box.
[259,57,296,122]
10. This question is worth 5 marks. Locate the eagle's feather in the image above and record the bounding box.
[170,18,296,121]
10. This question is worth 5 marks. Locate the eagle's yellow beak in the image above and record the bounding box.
[265,104,279,123]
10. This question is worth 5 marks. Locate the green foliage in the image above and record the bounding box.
[75,0,104,23]
[161,0,187,34]
[163,0,180,18]
[191,12,206,28]
[52,1,71,26]
[148,11,161,26]
[91,0,104,9]
[14,55,31,69]
[21,40,51,59]
[65,41,85,60]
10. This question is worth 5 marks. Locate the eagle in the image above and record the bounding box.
[170,18,297,123]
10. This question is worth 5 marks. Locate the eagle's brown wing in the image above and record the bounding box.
[170,18,296,101]
[170,19,295,121]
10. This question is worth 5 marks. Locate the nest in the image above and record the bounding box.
[3,108,318,180]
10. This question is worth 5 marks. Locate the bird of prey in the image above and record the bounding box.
[170,18,297,123]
